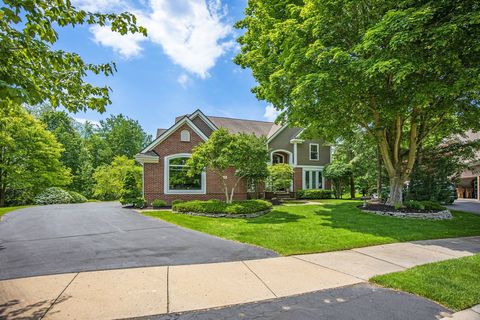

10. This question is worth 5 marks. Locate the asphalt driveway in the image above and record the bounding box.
[448,199,480,214]
[0,202,276,280]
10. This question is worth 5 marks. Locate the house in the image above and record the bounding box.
[456,131,480,200]
[135,110,331,204]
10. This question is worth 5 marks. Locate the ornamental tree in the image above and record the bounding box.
[235,0,480,206]
[268,164,294,192]
[187,129,269,203]
[0,0,146,112]
[0,102,71,206]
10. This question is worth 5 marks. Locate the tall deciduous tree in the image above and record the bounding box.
[93,155,141,201]
[235,0,480,206]
[0,102,71,206]
[187,129,269,203]
[98,114,152,163]
[0,0,146,112]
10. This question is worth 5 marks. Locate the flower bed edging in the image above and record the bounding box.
[361,208,453,220]
[171,209,271,218]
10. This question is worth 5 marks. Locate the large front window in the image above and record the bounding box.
[165,154,206,194]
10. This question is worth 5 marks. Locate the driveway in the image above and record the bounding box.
[448,199,480,214]
[0,202,276,280]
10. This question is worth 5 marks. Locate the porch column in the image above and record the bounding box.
[478,176,480,201]
[293,142,298,166]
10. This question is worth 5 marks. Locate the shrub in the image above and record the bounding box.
[152,199,167,208]
[34,187,74,205]
[173,199,272,215]
[172,199,186,206]
[67,191,87,203]
[133,198,147,209]
[421,200,446,211]
[404,200,425,210]
[120,170,142,205]
[296,189,333,199]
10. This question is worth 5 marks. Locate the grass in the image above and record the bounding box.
[144,199,480,255]
[371,254,480,311]
[0,205,30,218]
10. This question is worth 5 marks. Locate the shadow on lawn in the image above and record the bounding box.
[313,201,480,242]
[246,208,305,225]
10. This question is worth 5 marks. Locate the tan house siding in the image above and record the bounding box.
[268,127,299,153]
[143,123,247,204]
[296,140,331,166]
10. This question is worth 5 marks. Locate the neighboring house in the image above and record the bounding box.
[135,109,331,204]
[456,131,480,200]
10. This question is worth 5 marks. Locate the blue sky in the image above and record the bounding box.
[56,0,277,136]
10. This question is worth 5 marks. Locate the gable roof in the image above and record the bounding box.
[140,116,208,154]
[206,116,275,137]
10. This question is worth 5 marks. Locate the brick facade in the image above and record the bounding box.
[143,123,247,204]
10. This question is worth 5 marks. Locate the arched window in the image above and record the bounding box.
[180,130,190,142]
[272,153,285,164]
[164,154,206,194]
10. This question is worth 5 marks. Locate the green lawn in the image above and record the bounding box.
[144,200,480,255]
[371,254,480,311]
[0,205,30,218]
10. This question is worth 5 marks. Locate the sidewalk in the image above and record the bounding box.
[1,236,479,320]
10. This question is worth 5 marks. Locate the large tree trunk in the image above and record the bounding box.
[349,174,355,199]
[386,176,404,206]
[376,146,383,200]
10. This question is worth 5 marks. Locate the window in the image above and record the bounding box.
[180,130,190,142]
[272,153,285,164]
[310,143,319,160]
[303,169,323,189]
[165,155,205,194]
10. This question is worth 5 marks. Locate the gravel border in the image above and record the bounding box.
[360,208,453,220]
[171,209,272,218]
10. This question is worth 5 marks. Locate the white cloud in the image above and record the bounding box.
[73,0,126,12]
[74,117,101,127]
[177,73,190,87]
[264,104,279,122]
[90,25,147,59]
[78,0,234,78]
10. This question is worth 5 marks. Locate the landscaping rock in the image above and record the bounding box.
[172,209,271,219]
[361,208,453,220]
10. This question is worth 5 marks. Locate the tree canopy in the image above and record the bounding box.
[0,0,146,112]
[187,129,269,203]
[0,102,71,206]
[235,0,480,205]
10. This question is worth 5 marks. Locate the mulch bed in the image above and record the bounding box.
[360,203,443,214]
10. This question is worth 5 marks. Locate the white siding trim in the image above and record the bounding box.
[164,153,206,195]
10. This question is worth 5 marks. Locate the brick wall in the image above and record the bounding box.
[293,168,302,192]
[143,123,247,204]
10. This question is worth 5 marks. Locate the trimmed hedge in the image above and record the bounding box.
[152,199,167,208]
[34,187,74,205]
[173,199,272,215]
[133,198,147,209]
[172,199,186,206]
[296,189,333,199]
[421,200,446,211]
[405,200,425,210]
[68,191,87,203]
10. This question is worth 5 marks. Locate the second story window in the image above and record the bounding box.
[310,143,319,160]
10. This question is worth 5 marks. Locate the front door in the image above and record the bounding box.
[303,169,323,190]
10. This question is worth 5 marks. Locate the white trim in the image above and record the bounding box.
[294,128,305,139]
[267,125,288,143]
[135,154,160,164]
[272,153,285,164]
[293,143,298,166]
[164,153,206,195]
[270,149,293,165]
[189,109,218,131]
[309,143,320,161]
[141,164,145,197]
[302,167,325,190]
[295,165,325,169]
[141,117,208,153]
